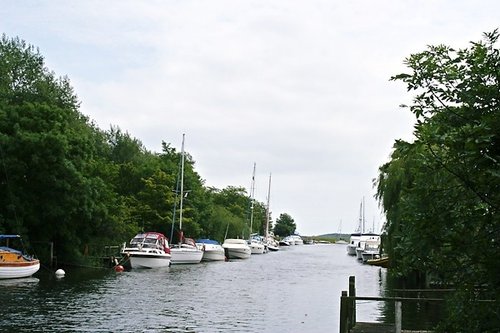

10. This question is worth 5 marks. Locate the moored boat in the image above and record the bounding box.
[249,239,266,254]
[0,235,40,279]
[347,233,361,255]
[361,237,381,262]
[366,256,389,268]
[196,239,225,261]
[121,232,171,269]
[170,235,204,264]
[222,239,251,259]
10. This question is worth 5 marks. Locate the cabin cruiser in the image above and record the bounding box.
[122,232,171,269]
[222,239,251,259]
[196,239,226,261]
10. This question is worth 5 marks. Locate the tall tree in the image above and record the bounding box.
[273,213,296,237]
[376,30,500,332]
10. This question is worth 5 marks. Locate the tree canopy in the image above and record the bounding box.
[376,30,500,332]
[273,213,296,237]
[0,34,293,264]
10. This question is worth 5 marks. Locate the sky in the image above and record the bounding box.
[1,1,498,236]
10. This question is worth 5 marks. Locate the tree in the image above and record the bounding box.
[0,35,119,260]
[376,30,500,332]
[273,213,296,237]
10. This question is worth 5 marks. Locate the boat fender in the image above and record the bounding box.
[114,265,124,272]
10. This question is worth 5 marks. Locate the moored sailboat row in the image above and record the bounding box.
[120,137,302,270]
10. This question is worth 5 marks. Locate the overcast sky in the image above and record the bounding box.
[2,1,498,235]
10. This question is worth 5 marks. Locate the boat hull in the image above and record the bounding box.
[225,248,251,259]
[250,242,265,254]
[201,249,226,261]
[222,239,251,259]
[127,252,171,269]
[0,261,40,279]
[170,247,203,264]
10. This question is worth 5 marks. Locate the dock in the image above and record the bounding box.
[339,276,440,333]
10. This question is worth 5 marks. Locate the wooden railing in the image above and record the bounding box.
[340,276,445,333]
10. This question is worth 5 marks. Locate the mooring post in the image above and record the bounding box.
[49,241,54,269]
[395,300,402,333]
[339,290,349,333]
[349,275,356,327]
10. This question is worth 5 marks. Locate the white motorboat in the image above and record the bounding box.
[284,235,304,245]
[170,238,204,264]
[0,235,40,279]
[355,233,380,261]
[222,239,251,259]
[361,236,381,262]
[196,239,226,261]
[121,232,171,269]
[249,239,265,254]
[293,235,304,245]
[347,233,361,256]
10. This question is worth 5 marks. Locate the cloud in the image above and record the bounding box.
[1,0,498,234]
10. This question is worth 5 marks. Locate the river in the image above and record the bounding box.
[0,244,388,332]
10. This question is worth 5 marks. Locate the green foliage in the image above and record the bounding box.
[273,213,296,237]
[376,30,500,331]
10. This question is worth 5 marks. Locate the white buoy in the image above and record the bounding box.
[55,268,65,277]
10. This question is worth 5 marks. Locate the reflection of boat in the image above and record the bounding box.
[0,235,40,279]
[121,232,171,269]
[196,239,225,261]
[366,256,389,268]
[170,134,203,265]
[222,239,251,259]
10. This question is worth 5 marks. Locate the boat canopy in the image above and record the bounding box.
[0,246,22,254]
[196,239,220,245]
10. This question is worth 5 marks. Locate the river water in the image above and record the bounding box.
[0,244,388,332]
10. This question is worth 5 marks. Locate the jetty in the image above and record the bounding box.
[339,276,440,333]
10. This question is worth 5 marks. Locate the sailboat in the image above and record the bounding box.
[170,134,203,264]
[264,173,279,251]
[247,163,265,255]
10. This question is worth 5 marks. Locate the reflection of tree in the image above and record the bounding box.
[379,273,444,330]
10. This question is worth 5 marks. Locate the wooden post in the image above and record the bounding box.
[340,290,349,333]
[349,275,356,327]
[395,300,402,333]
[49,242,54,269]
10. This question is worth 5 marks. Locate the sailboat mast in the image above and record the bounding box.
[362,196,366,233]
[249,162,256,236]
[179,134,185,231]
[265,173,272,238]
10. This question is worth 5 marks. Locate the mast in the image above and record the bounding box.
[265,173,272,238]
[179,134,185,231]
[362,196,366,233]
[249,162,256,236]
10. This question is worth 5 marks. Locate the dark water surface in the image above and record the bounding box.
[0,244,387,332]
